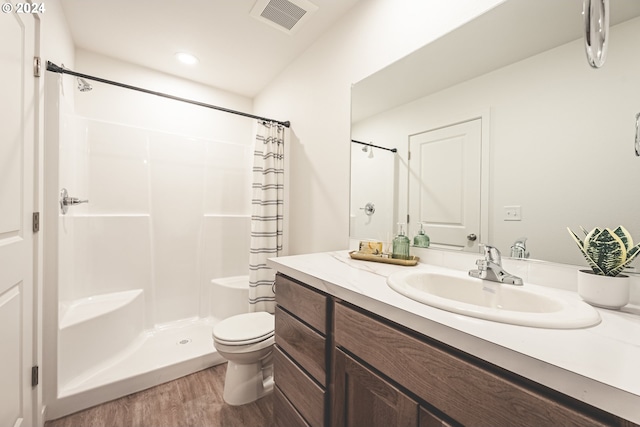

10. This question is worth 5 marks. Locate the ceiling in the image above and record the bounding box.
[60,0,361,98]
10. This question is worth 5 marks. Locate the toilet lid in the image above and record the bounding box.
[213,312,274,345]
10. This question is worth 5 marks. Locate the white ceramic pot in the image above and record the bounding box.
[577,269,630,309]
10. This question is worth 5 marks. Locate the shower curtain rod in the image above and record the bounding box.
[46,61,291,128]
[351,139,397,153]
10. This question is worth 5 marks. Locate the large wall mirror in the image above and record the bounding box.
[350,0,640,266]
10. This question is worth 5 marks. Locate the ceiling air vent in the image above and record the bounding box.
[250,0,318,35]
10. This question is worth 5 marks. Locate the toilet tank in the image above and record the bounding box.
[209,275,249,321]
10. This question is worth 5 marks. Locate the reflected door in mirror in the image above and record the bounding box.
[408,119,481,252]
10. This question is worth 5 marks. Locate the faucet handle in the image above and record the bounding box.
[475,259,488,270]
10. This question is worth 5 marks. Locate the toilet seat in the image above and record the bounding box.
[214,335,275,355]
[213,312,274,346]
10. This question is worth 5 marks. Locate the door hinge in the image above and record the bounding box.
[31,365,39,387]
[32,212,40,233]
[34,56,41,77]
[407,214,410,223]
[408,151,411,161]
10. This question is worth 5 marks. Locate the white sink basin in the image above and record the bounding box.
[387,269,601,329]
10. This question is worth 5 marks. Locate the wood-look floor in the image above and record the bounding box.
[45,364,273,427]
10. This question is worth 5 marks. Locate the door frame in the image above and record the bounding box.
[32,9,43,427]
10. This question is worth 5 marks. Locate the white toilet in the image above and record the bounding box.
[212,311,275,406]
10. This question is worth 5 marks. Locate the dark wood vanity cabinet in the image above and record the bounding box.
[274,273,638,427]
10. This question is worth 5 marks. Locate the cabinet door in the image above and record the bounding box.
[332,349,418,427]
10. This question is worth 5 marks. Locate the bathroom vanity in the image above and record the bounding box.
[269,251,640,427]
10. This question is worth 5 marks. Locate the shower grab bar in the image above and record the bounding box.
[59,188,88,215]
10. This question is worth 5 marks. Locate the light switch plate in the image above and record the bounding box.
[504,205,522,221]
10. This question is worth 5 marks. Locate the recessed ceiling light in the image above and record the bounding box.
[175,52,199,65]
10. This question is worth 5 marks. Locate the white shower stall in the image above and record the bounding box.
[43,54,258,418]
[349,139,398,243]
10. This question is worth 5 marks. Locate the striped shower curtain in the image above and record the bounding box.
[249,121,284,313]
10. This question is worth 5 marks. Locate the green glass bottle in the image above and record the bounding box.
[392,223,411,260]
[413,222,430,248]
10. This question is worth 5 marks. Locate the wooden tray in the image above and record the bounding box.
[348,251,419,266]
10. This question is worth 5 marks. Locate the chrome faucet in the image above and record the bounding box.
[510,237,529,259]
[469,245,523,286]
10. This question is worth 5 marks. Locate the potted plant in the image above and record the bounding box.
[567,226,640,309]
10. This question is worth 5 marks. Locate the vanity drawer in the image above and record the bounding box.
[275,305,326,386]
[334,302,610,427]
[274,346,325,427]
[274,386,311,427]
[276,274,327,334]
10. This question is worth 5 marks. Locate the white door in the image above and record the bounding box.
[0,4,36,427]
[408,119,481,252]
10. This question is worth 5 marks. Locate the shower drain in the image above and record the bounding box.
[177,338,192,345]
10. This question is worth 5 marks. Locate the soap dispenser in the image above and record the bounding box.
[392,223,411,260]
[413,222,430,248]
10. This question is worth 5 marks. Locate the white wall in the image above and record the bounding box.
[40,1,75,68]
[74,49,253,139]
[254,0,505,255]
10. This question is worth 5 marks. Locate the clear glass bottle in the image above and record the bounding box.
[392,223,411,260]
[413,222,430,248]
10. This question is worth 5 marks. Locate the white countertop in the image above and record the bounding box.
[267,250,640,424]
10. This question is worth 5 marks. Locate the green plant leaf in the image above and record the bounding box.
[622,244,640,269]
[609,244,640,276]
[567,227,585,250]
[584,228,627,276]
[567,227,604,275]
[580,225,592,236]
[583,251,606,276]
[584,227,603,247]
[613,225,634,252]
[569,226,639,276]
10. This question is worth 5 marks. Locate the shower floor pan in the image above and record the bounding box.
[54,291,223,419]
